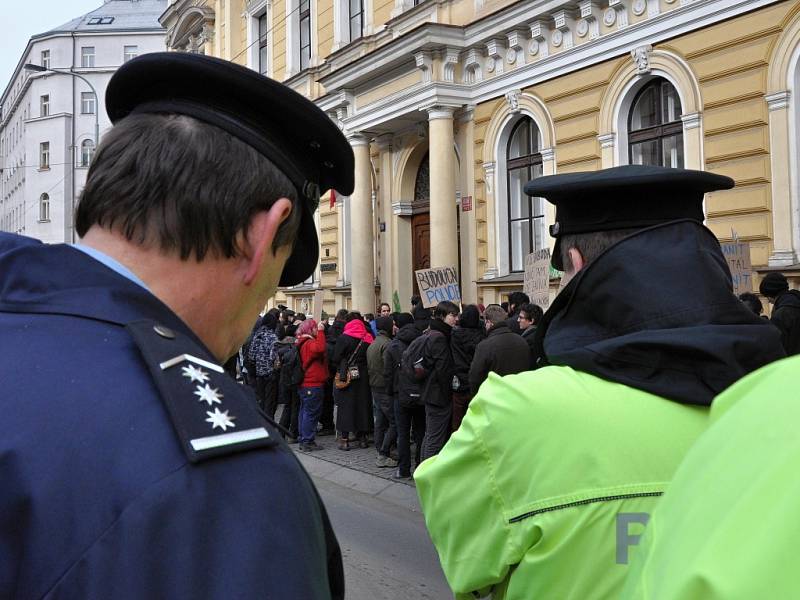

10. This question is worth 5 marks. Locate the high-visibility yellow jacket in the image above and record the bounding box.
[621,354,800,600]
[414,366,708,599]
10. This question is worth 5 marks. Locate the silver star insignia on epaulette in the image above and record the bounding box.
[181,364,210,383]
[205,408,236,431]
[194,384,223,406]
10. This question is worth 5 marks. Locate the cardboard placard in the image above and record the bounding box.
[720,242,753,295]
[523,248,552,310]
[312,289,325,322]
[415,267,461,308]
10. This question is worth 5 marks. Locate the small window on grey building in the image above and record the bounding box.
[124,45,138,63]
[39,142,50,169]
[41,49,50,70]
[81,92,95,114]
[81,47,95,68]
[39,193,50,222]
[40,94,50,117]
[81,139,95,167]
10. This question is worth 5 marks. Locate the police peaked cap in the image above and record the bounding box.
[105,52,354,287]
[523,165,734,270]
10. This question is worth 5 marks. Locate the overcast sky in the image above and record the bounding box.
[1,0,103,93]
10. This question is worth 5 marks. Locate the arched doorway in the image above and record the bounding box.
[412,153,430,297]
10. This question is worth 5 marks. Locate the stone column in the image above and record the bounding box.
[427,106,459,270]
[376,135,394,306]
[348,134,376,313]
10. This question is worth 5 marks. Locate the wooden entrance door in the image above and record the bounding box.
[412,212,430,297]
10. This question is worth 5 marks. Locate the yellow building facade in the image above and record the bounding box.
[161,0,800,315]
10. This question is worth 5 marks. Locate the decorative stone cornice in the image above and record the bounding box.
[441,47,460,82]
[506,29,527,67]
[577,0,602,40]
[485,38,507,75]
[605,0,629,30]
[765,90,791,112]
[425,104,458,120]
[414,51,433,83]
[463,48,483,83]
[347,133,370,146]
[528,20,549,60]
[482,161,496,194]
[392,200,413,216]
[681,112,702,130]
[551,9,577,50]
[598,132,616,148]
[540,147,556,162]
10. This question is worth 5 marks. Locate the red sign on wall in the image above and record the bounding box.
[461,195,473,212]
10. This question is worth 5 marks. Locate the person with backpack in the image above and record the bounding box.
[450,304,486,431]
[418,301,460,462]
[295,319,327,452]
[248,312,280,418]
[385,313,422,479]
[275,334,302,442]
[331,312,373,451]
[367,316,397,467]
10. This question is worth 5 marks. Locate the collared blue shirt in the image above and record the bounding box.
[72,244,150,291]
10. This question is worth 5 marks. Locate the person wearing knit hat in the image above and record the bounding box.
[760,272,800,355]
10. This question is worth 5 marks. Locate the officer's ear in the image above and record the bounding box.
[566,247,585,274]
[240,198,293,286]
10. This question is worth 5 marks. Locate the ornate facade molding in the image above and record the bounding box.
[414,51,434,83]
[765,90,791,111]
[631,44,652,74]
[504,89,522,114]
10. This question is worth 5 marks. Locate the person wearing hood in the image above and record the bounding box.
[414,165,785,600]
[331,312,374,450]
[295,319,327,452]
[760,272,800,355]
[450,304,486,431]
[367,316,397,467]
[383,313,423,479]
[468,305,530,395]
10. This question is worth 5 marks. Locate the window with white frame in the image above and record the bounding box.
[39,193,50,222]
[506,117,545,272]
[299,0,311,71]
[41,49,50,69]
[40,94,49,117]
[80,139,95,167]
[123,45,138,63]
[349,0,364,41]
[81,46,95,68]
[628,78,683,168]
[81,92,95,114]
[258,14,269,75]
[39,142,50,169]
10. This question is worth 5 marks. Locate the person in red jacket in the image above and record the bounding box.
[296,319,328,451]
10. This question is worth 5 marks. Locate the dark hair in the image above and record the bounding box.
[76,113,301,260]
[345,311,363,323]
[738,292,763,316]
[560,229,637,272]
[335,309,349,321]
[508,291,529,309]
[410,295,421,307]
[519,302,544,324]
[500,302,509,312]
[459,304,481,329]
[433,301,459,319]
[263,312,278,329]
[483,304,507,325]
[295,313,306,321]
[364,313,375,322]
[378,302,391,311]
[394,312,414,328]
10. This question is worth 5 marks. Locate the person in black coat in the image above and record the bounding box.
[383,313,422,479]
[450,304,486,431]
[331,313,374,450]
[420,301,460,462]
[505,291,530,334]
[469,305,531,394]
[760,272,800,355]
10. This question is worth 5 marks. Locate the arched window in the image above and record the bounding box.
[628,78,683,167]
[506,117,544,272]
[81,139,95,167]
[39,193,50,222]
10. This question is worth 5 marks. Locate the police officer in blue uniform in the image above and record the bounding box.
[0,52,352,599]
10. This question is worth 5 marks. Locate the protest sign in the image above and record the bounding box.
[415,267,461,308]
[523,248,552,310]
[312,289,325,322]
[720,242,753,295]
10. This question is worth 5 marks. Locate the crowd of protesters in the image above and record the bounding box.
[236,275,799,475]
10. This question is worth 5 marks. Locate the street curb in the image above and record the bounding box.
[295,451,422,514]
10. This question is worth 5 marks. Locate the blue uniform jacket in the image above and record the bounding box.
[0,233,344,599]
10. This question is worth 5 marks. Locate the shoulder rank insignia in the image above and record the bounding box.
[126,319,278,463]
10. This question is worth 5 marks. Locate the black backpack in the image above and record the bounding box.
[398,331,442,406]
[276,344,304,387]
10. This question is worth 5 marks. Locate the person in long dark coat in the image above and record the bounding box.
[450,304,486,431]
[332,313,374,450]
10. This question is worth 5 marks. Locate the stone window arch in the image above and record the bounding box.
[765,7,800,267]
[482,92,556,278]
[599,48,702,170]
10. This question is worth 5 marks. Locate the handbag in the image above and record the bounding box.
[334,340,364,390]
